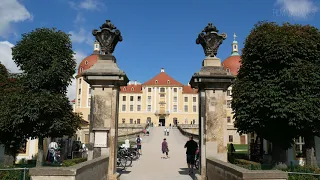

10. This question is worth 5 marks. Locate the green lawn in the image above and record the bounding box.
[227,144,248,154]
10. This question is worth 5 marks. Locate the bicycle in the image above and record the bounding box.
[117,156,127,170]
[118,147,133,167]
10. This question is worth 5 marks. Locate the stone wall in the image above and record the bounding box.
[118,124,146,136]
[30,156,109,180]
[177,126,199,140]
[206,157,288,180]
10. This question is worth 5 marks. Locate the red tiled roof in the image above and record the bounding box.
[143,71,183,86]
[120,84,142,93]
[182,85,198,94]
[222,55,241,76]
[71,99,76,103]
[78,54,99,75]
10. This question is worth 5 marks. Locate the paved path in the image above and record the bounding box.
[119,127,198,180]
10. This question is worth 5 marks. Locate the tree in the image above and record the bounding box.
[0,63,27,165]
[11,28,82,166]
[232,21,320,165]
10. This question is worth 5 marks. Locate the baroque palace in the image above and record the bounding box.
[73,33,245,146]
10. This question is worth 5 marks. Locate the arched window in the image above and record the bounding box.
[167,80,170,84]
[155,80,158,84]
[123,87,126,91]
[226,68,230,73]
[131,87,134,91]
[85,61,88,65]
[80,67,84,72]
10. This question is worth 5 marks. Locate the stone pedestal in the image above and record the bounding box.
[190,56,234,180]
[82,54,128,180]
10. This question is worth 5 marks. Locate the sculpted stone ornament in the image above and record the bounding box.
[92,20,122,55]
[196,23,227,57]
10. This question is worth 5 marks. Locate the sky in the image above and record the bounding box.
[0,0,319,100]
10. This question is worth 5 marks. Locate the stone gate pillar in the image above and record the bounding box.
[81,20,128,180]
[189,23,234,180]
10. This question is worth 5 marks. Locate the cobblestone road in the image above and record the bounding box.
[119,127,198,180]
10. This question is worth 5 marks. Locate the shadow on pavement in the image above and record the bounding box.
[178,168,198,179]
[117,168,131,175]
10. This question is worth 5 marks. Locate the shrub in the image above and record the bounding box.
[281,165,320,180]
[61,158,87,167]
[234,159,262,170]
[0,166,30,180]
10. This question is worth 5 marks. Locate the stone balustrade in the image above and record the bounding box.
[178,124,199,129]
[205,158,288,180]
[30,156,109,180]
[177,125,199,139]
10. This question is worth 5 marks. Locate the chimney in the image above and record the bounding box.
[160,68,165,72]
[188,82,190,86]
[134,80,137,85]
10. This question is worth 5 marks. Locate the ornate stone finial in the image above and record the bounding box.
[196,23,227,57]
[92,20,123,55]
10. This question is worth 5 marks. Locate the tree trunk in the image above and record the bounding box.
[36,137,44,167]
[305,135,317,167]
[272,143,287,164]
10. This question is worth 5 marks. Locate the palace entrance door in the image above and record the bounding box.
[158,117,165,126]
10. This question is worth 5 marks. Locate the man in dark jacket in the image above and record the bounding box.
[184,136,198,174]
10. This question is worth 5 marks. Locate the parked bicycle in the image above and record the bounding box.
[117,156,127,170]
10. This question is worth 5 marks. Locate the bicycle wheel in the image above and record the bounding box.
[118,156,127,170]
[195,159,199,169]
[125,156,133,167]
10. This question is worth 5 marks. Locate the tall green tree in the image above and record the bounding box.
[0,63,27,165]
[11,28,82,166]
[232,21,320,165]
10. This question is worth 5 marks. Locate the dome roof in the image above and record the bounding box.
[78,54,99,75]
[222,55,241,76]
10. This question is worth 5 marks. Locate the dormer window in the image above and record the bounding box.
[80,67,84,73]
[85,61,88,65]
[131,87,134,91]
[123,87,126,91]
[167,80,170,84]
[155,80,158,84]
[226,68,230,73]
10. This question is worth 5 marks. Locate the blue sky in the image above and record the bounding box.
[0,0,319,99]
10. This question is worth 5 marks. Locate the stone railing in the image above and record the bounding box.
[30,156,109,180]
[118,123,149,138]
[118,123,147,128]
[177,125,199,140]
[178,124,199,129]
[206,158,288,180]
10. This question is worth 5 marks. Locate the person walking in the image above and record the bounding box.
[167,127,170,136]
[164,127,167,136]
[161,138,169,159]
[184,136,198,174]
[136,135,142,155]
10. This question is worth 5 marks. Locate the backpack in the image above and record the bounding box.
[136,138,141,144]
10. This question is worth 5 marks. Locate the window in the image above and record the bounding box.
[80,67,83,73]
[148,88,152,92]
[137,105,141,111]
[85,61,88,65]
[226,68,230,73]
[184,97,188,102]
[84,134,89,144]
[137,96,141,101]
[147,105,152,112]
[227,100,231,108]
[193,97,196,102]
[173,88,177,92]
[148,96,151,102]
[78,88,81,95]
[227,90,231,96]
[77,99,80,107]
[79,79,82,84]
[184,105,188,112]
[122,105,126,111]
[122,96,126,101]
[130,119,133,124]
[122,118,125,124]
[88,98,91,106]
[173,96,177,102]
[227,116,231,123]
[160,88,165,92]
[155,80,158,84]
[89,88,92,94]
[173,105,177,112]
[229,135,233,142]
[131,87,134,91]
[193,105,196,112]
[295,137,305,158]
[137,119,141,124]
[123,87,126,91]
[130,105,133,111]
[130,96,134,101]
[160,94,165,98]
[167,80,170,84]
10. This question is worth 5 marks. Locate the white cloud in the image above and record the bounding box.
[67,50,87,101]
[0,0,32,37]
[69,28,93,45]
[74,13,86,24]
[69,0,103,11]
[0,41,21,73]
[275,0,318,19]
